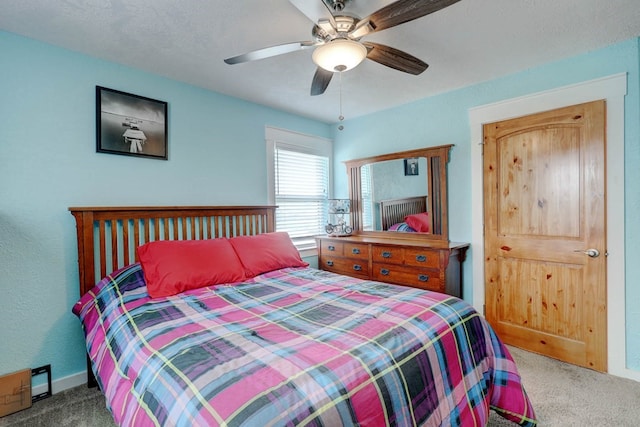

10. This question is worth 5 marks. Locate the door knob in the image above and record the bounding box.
[574,248,600,258]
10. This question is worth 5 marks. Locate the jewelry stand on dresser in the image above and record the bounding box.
[316,235,468,298]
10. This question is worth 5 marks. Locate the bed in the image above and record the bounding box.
[379,196,429,232]
[70,206,536,426]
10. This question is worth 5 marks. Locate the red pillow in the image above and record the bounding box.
[137,238,246,298]
[404,212,431,233]
[229,232,309,277]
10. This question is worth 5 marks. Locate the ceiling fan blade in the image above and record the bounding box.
[288,0,336,27]
[224,41,316,64]
[363,42,428,75]
[310,67,334,96]
[360,0,461,35]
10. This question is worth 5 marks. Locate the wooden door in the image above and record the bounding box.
[483,100,607,371]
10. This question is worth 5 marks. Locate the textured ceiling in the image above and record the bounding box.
[2,0,640,124]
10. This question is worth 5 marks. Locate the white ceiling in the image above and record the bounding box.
[2,0,640,124]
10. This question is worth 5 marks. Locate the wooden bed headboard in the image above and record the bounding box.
[379,196,427,230]
[69,206,276,296]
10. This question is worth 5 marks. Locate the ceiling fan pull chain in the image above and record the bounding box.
[338,69,345,130]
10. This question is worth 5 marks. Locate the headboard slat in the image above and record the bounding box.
[123,221,130,265]
[144,219,151,246]
[213,216,221,238]
[98,220,107,279]
[70,206,277,297]
[132,219,140,261]
[110,220,118,273]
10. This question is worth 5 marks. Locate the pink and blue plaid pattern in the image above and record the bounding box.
[74,264,536,426]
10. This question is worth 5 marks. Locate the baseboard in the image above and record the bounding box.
[621,368,640,383]
[32,371,87,396]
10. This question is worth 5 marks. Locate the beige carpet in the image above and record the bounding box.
[1,346,639,426]
[488,346,640,426]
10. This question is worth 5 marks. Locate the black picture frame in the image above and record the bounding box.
[96,86,168,160]
[404,158,419,176]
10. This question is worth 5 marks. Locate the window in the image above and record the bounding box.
[361,163,374,230]
[266,127,332,252]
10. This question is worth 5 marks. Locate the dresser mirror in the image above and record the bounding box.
[344,145,453,243]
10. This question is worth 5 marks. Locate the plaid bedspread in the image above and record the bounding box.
[73,264,536,427]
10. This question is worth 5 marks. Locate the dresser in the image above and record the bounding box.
[316,235,469,298]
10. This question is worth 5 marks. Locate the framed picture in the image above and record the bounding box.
[404,158,419,176]
[96,86,168,160]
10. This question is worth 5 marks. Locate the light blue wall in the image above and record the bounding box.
[334,38,640,371]
[371,158,427,201]
[0,31,331,385]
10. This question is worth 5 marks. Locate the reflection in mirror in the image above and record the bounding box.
[345,144,452,243]
[360,158,428,231]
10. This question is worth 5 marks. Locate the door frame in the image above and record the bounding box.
[468,73,634,380]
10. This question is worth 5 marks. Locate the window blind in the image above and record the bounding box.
[361,164,374,230]
[274,147,329,249]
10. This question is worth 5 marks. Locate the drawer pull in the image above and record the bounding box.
[418,274,430,282]
[326,260,334,267]
[380,268,390,276]
[328,245,336,251]
[382,251,392,258]
[352,248,360,255]
[353,264,362,271]
[416,255,427,262]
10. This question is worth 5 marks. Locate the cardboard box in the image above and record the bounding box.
[0,369,31,417]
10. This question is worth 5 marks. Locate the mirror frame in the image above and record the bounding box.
[344,144,453,244]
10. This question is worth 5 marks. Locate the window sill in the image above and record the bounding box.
[299,247,318,259]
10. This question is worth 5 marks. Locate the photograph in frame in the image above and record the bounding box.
[404,158,419,176]
[96,86,168,160]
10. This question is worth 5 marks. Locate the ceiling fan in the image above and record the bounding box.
[224,0,462,96]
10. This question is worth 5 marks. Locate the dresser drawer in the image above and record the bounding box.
[403,248,440,268]
[320,240,344,256]
[372,264,442,292]
[320,256,369,278]
[371,245,405,265]
[343,242,369,260]
[371,245,441,269]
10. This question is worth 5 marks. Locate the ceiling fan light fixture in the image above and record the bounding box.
[312,39,367,72]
